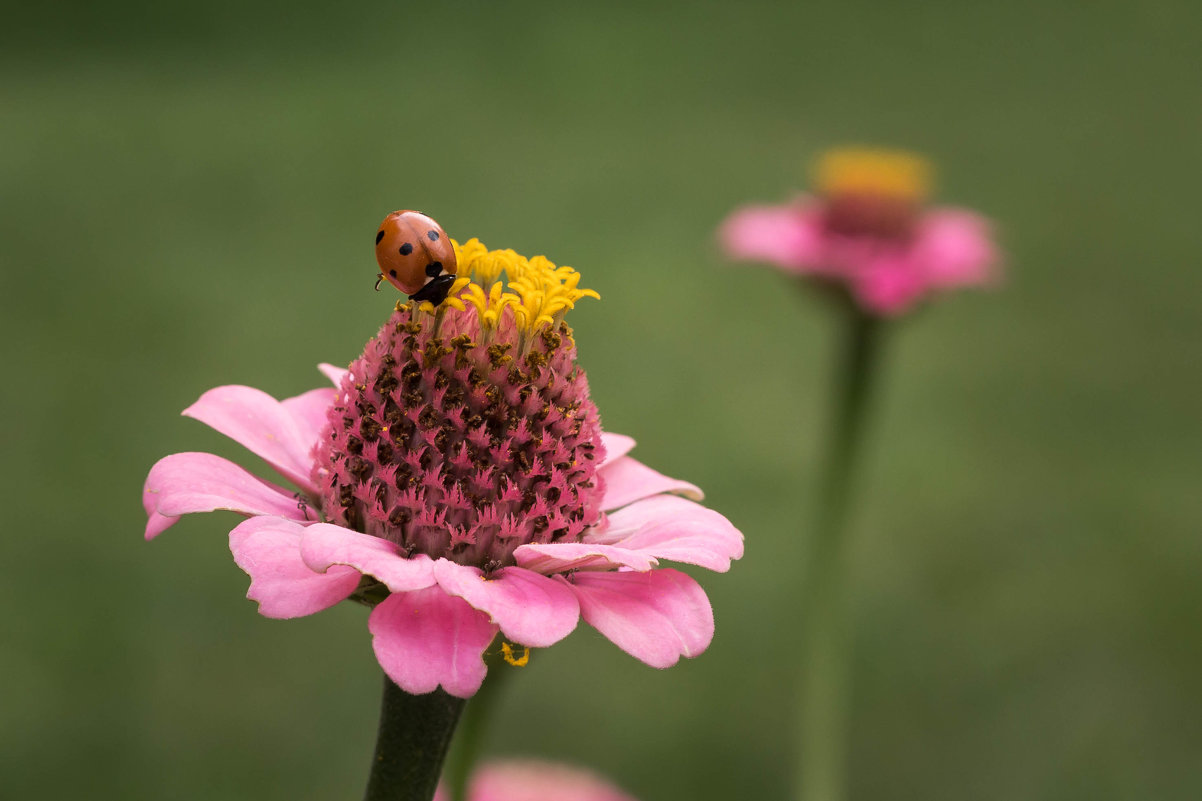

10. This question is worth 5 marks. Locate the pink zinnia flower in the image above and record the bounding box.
[143,238,743,698]
[436,760,639,801]
[719,148,1000,315]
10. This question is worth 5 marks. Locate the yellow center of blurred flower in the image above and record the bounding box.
[814,148,932,203]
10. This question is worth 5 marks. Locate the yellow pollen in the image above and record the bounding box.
[463,280,520,337]
[814,147,932,202]
[455,237,489,271]
[443,277,471,311]
[501,641,530,667]
[450,237,599,338]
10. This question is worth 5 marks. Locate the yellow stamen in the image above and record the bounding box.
[462,280,520,340]
[501,641,530,667]
[450,237,599,339]
[814,147,932,202]
[454,237,489,271]
[442,277,471,312]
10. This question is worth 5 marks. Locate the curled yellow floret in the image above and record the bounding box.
[501,641,530,667]
[451,238,599,338]
[462,280,519,335]
[454,237,489,271]
[814,147,932,202]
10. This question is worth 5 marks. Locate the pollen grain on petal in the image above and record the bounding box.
[501,641,530,667]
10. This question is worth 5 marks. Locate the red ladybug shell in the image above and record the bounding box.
[374,210,458,295]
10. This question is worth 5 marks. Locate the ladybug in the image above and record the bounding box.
[374,210,459,305]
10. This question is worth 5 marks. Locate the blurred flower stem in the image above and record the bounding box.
[799,304,884,801]
[364,677,466,801]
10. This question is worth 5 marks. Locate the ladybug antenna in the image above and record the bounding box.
[374,273,384,291]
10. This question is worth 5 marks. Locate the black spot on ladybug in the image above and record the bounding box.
[425,261,443,277]
[375,230,385,244]
[427,230,440,242]
[389,270,398,278]
[399,243,414,256]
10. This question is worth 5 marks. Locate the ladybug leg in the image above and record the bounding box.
[410,274,456,306]
[294,492,312,520]
[374,273,385,291]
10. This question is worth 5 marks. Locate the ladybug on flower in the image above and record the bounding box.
[374,209,460,306]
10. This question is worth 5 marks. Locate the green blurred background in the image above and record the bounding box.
[3,1,1200,799]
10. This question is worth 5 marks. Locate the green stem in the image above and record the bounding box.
[797,307,884,801]
[364,677,466,801]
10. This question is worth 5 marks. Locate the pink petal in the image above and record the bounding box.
[318,362,349,387]
[913,208,999,287]
[229,516,360,619]
[566,569,714,669]
[512,542,658,574]
[143,452,309,540]
[599,432,635,467]
[432,561,579,648]
[852,255,928,316]
[299,525,436,592]
[469,761,640,801]
[281,388,336,445]
[598,455,703,511]
[586,495,744,573]
[718,201,824,273]
[368,587,496,698]
[145,511,178,541]
[182,385,321,494]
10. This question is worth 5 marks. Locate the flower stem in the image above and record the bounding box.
[798,306,884,801]
[364,677,466,801]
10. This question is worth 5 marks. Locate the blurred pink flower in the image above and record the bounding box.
[435,760,639,801]
[719,148,1000,315]
[143,240,742,699]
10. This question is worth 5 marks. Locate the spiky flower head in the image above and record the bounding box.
[144,225,742,699]
[719,146,999,316]
[813,148,933,241]
[315,240,602,572]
